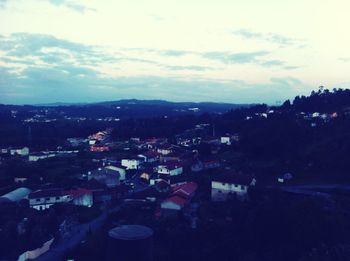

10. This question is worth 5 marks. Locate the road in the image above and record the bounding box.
[279,184,350,199]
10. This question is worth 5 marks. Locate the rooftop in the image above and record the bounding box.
[162,195,188,207]
[28,188,64,199]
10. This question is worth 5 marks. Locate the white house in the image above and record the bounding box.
[29,153,55,162]
[277,173,293,183]
[121,158,142,169]
[157,145,173,155]
[157,163,183,176]
[28,189,71,210]
[211,173,256,201]
[312,112,320,118]
[10,147,29,156]
[0,148,8,154]
[220,136,231,145]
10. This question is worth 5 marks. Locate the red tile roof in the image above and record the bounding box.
[64,188,92,198]
[172,182,198,199]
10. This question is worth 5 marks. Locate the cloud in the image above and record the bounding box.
[0,33,221,73]
[338,57,350,62]
[48,0,95,13]
[0,0,7,8]
[0,61,310,105]
[203,51,269,64]
[259,60,285,67]
[2,33,94,56]
[158,50,191,57]
[283,65,301,70]
[0,33,308,104]
[164,65,212,71]
[202,51,299,69]
[234,29,301,47]
[149,14,166,21]
[122,48,193,57]
[120,48,295,70]
[0,33,118,69]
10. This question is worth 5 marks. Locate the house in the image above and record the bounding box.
[161,182,198,211]
[172,182,198,199]
[202,136,220,145]
[154,179,171,193]
[64,188,93,207]
[67,137,87,147]
[88,129,111,141]
[312,112,320,118]
[157,145,173,155]
[211,173,256,201]
[161,196,188,211]
[231,133,240,142]
[142,138,168,149]
[10,147,29,156]
[220,136,231,145]
[90,145,110,152]
[203,160,221,170]
[138,168,156,182]
[160,151,186,163]
[84,179,110,204]
[277,173,293,183]
[28,189,71,210]
[138,151,160,163]
[87,167,121,188]
[105,165,127,181]
[121,157,142,170]
[29,153,55,162]
[14,177,28,183]
[157,163,183,176]
[191,159,221,172]
[0,148,8,154]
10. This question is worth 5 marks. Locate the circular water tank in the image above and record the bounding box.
[0,187,31,202]
[108,225,153,261]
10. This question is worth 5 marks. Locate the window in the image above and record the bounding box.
[36,198,40,202]
[45,197,50,200]
[56,197,60,200]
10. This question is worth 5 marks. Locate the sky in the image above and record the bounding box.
[0,0,350,104]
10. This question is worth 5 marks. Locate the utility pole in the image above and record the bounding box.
[27,125,32,147]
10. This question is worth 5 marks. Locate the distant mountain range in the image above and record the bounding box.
[34,99,249,109]
[0,99,251,120]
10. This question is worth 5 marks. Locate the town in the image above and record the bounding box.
[1,88,350,261]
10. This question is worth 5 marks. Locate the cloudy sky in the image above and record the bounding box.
[0,0,349,104]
